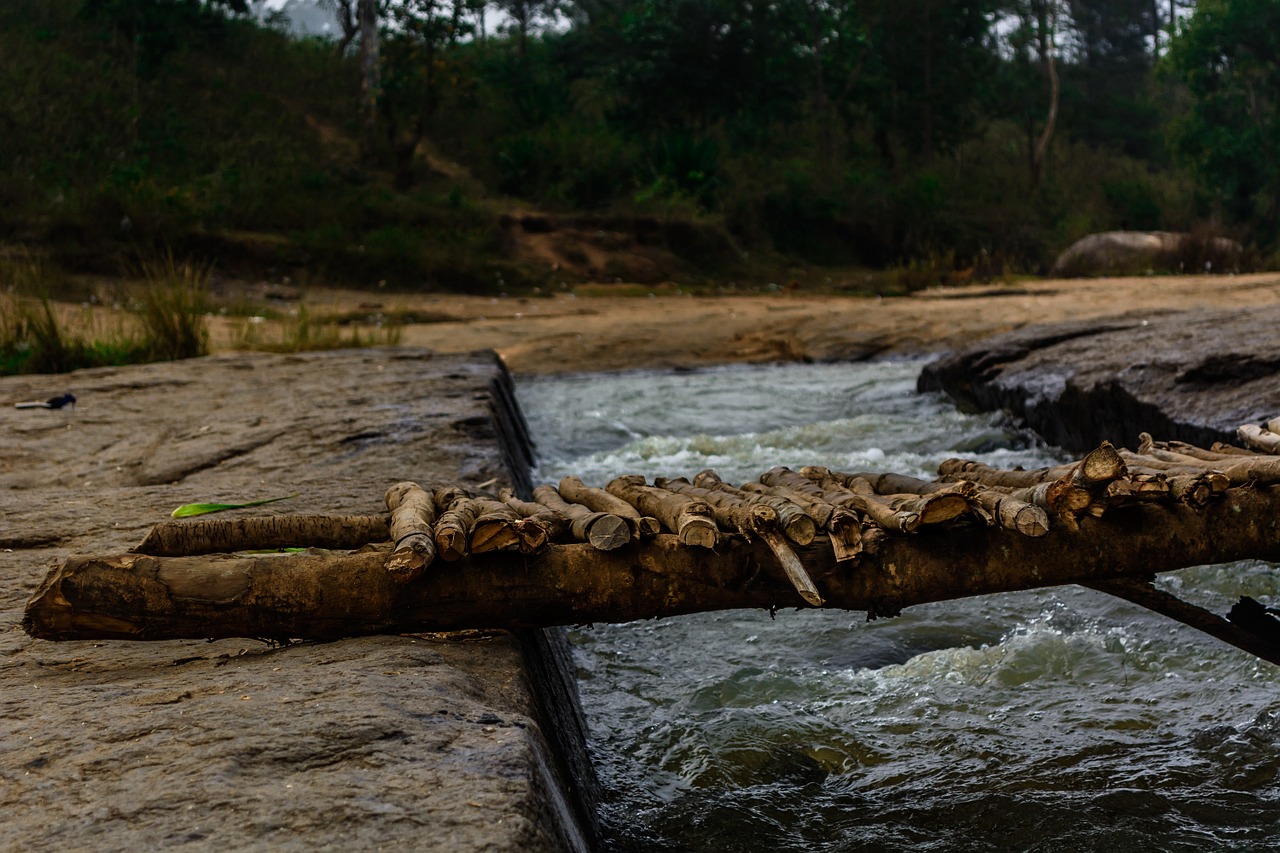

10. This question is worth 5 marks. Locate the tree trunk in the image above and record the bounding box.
[1030,0,1059,188]
[358,0,381,162]
[25,486,1280,666]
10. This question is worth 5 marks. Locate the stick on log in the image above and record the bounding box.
[532,485,630,551]
[558,476,661,539]
[385,482,436,583]
[135,514,389,557]
[605,475,718,548]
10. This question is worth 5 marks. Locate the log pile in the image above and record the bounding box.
[22,424,1280,665]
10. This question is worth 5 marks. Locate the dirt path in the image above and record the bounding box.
[227,272,1280,375]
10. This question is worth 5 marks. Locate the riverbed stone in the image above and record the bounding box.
[917,305,1280,453]
[0,348,597,852]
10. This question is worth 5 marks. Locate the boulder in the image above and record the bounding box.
[918,305,1280,453]
[1050,231,1242,278]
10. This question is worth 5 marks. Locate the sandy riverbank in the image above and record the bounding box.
[204,272,1280,375]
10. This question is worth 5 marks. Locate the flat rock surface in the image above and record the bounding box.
[0,349,588,852]
[225,272,1280,375]
[918,305,1280,452]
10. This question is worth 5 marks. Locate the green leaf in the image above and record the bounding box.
[170,494,299,518]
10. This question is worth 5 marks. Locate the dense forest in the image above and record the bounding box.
[1,0,1277,289]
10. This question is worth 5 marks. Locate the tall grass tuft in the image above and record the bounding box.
[0,252,90,374]
[133,254,210,361]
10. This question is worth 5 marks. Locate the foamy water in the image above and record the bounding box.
[519,360,1280,851]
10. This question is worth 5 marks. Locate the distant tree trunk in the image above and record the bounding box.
[1030,0,1059,188]
[358,0,381,162]
[335,0,359,55]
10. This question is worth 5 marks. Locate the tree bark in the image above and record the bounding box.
[358,0,381,162]
[558,477,660,539]
[531,485,630,551]
[25,486,1280,652]
[1030,0,1059,187]
[385,482,435,583]
[1238,424,1280,455]
[605,476,718,548]
[135,514,388,557]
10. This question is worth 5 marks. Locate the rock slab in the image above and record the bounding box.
[0,348,597,852]
[918,305,1280,453]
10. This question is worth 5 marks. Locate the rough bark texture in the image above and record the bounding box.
[532,485,630,550]
[135,514,388,557]
[25,485,1280,651]
[605,476,718,548]
[385,482,436,583]
[0,349,598,853]
[918,307,1280,454]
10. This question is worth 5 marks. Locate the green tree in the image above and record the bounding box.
[380,0,473,187]
[1167,0,1280,242]
[82,0,249,77]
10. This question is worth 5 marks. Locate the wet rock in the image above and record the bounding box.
[918,306,1280,453]
[0,348,596,852]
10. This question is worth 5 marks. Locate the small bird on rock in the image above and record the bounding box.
[14,393,76,410]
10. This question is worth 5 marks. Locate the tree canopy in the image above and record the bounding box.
[1,0,1276,289]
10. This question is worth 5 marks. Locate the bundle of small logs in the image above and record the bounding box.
[25,422,1280,666]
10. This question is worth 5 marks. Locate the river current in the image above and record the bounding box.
[518,360,1280,851]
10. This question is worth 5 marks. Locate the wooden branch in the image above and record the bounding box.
[531,485,630,551]
[467,499,527,554]
[558,476,660,539]
[758,527,824,607]
[742,479,839,525]
[604,476,718,548]
[1140,434,1243,463]
[385,482,435,583]
[1238,424,1280,455]
[1211,442,1264,457]
[499,489,571,552]
[659,477,811,543]
[135,514,388,557]
[1086,577,1280,667]
[799,472,923,533]
[26,486,1280,646]
[1119,451,1231,492]
[696,476,816,544]
[434,496,487,562]
[643,477,821,603]
[938,443,1125,496]
[970,490,1049,537]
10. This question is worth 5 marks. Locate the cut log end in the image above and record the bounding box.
[586,514,631,551]
[677,518,719,548]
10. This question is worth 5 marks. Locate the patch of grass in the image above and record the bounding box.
[130,254,210,360]
[1,250,215,375]
[231,304,403,353]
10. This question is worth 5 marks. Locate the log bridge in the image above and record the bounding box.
[24,425,1280,666]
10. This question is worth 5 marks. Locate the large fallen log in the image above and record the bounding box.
[24,486,1280,666]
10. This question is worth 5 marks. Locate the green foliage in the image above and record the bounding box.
[170,493,297,518]
[131,254,210,361]
[1167,0,1280,242]
[3,0,1273,294]
[0,251,212,375]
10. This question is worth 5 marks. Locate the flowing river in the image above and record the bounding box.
[518,360,1280,851]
